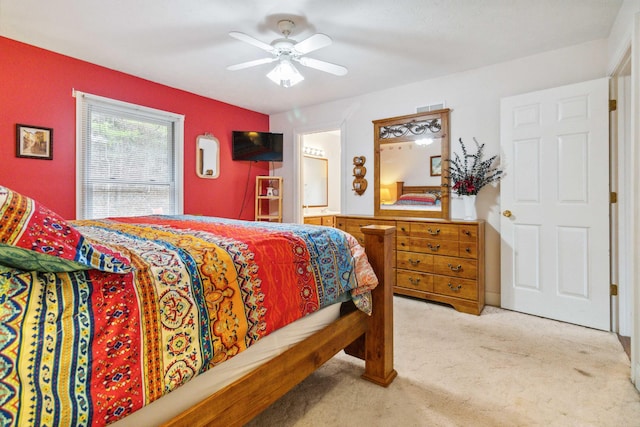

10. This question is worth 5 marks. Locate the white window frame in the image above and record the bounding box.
[75,90,184,219]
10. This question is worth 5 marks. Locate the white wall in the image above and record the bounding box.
[271,38,609,306]
[608,0,640,73]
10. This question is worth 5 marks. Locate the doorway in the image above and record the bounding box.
[499,78,610,331]
[299,129,342,222]
[610,48,632,355]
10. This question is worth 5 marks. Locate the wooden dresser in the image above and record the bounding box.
[336,215,485,315]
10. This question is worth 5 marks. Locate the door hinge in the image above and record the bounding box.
[610,192,618,203]
[611,284,618,296]
[609,99,617,112]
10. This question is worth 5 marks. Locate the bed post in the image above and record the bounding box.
[361,225,397,386]
[396,181,404,199]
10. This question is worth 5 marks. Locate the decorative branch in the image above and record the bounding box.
[444,138,503,196]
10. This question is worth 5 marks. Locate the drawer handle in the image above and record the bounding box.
[448,263,462,272]
[408,258,421,266]
[427,243,440,252]
[462,229,471,236]
[409,277,421,285]
[447,282,462,291]
[427,228,440,236]
[465,247,471,253]
[401,227,407,232]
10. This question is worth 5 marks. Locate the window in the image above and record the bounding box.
[75,91,184,219]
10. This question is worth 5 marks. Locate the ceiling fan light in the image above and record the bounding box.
[267,60,304,88]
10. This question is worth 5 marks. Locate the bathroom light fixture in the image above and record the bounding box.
[415,138,435,146]
[303,145,324,157]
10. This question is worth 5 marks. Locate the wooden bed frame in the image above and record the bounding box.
[396,181,442,199]
[162,225,397,427]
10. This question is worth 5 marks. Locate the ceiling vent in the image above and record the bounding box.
[417,102,446,113]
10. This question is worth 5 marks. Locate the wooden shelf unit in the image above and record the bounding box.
[255,176,283,222]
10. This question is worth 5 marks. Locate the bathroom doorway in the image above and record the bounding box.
[300,129,342,221]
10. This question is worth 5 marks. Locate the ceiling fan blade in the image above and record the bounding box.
[229,31,275,53]
[296,57,348,76]
[293,33,332,55]
[227,57,277,71]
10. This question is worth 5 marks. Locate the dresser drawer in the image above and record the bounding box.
[459,225,478,242]
[397,269,434,292]
[336,217,396,248]
[342,218,394,236]
[341,218,394,228]
[399,222,459,240]
[433,275,478,300]
[397,236,458,256]
[433,256,477,280]
[304,217,322,225]
[396,222,412,237]
[321,216,335,227]
[397,251,433,272]
[458,241,479,259]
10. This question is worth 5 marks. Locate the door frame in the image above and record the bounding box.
[293,121,345,223]
[610,48,632,337]
[631,11,640,389]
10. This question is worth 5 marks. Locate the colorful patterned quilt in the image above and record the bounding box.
[0,211,377,426]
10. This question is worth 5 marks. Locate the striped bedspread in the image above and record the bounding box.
[0,215,377,426]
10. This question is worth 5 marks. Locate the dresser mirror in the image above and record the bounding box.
[373,109,450,219]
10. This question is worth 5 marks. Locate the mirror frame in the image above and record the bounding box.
[373,109,450,219]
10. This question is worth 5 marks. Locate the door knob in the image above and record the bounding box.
[503,210,512,218]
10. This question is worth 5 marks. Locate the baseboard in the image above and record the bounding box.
[485,291,500,307]
[617,334,631,360]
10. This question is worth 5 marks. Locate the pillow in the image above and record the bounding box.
[394,193,437,206]
[0,186,130,273]
[426,189,442,201]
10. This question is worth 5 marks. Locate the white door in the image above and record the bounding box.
[500,78,610,331]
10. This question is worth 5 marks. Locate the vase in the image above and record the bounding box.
[462,195,477,220]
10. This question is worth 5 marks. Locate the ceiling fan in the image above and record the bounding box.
[227,19,348,88]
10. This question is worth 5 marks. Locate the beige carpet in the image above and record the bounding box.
[247,296,640,427]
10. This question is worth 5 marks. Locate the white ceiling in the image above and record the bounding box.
[0,0,622,115]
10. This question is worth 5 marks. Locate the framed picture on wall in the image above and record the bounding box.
[16,124,53,160]
[430,155,441,176]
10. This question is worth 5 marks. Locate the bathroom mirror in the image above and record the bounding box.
[373,109,450,219]
[303,156,328,207]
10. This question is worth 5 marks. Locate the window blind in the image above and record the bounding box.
[76,91,184,219]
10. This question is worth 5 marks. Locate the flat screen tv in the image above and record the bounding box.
[232,131,283,162]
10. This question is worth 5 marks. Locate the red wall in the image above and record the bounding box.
[0,36,270,220]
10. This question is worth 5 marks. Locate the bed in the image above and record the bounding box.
[0,185,396,427]
[379,181,442,211]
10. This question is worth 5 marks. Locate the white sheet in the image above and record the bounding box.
[111,303,342,426]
